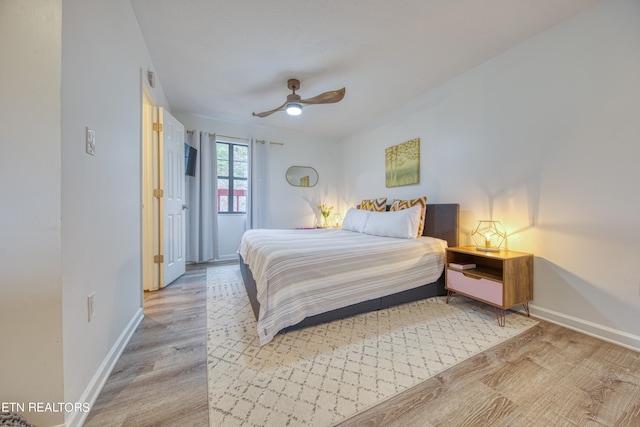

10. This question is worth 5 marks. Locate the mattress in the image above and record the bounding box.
[238,228,447,345]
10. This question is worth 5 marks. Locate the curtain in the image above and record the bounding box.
[186,130,219,262]
[247,138,270,229]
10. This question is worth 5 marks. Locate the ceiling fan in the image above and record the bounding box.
[252,79,346,118]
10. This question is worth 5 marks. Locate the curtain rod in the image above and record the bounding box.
[217,134,250,142]
[185,130,249,142]
[186,130,282,145]
[254,140,284,146]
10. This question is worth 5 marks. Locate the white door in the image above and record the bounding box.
[160,108,186,285]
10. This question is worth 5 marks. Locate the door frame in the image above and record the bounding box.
[141,80,163,294]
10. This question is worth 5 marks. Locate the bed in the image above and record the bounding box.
[238,203,459,345]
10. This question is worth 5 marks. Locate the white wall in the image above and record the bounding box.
[339,0,640,350]
[61,1,170,425]
[175,114,341,260]
[0,1,170,426]
[217,214,248,261]
[0,2,64,426]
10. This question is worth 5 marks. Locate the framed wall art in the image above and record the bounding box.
[385,137,420,187]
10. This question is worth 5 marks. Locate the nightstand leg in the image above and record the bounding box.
[446,290,454,304]
[522,302,530,317]
[493,307,506,327]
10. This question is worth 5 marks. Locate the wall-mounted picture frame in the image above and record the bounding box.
[385,137,420,187]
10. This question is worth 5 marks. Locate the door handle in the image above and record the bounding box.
[182,204,189,210]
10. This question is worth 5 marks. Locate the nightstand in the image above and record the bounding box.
[445,246,533,326]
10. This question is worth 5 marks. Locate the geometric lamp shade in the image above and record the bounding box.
[471,220,506,252]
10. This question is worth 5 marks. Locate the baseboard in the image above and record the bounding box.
[527,304,640,353]
[216,254,239,262]
[65,308,144,427]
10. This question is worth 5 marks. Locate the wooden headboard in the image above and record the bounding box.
[422,203,459,247]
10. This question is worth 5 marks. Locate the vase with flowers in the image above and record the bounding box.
[317,203,333,228]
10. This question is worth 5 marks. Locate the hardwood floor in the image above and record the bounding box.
[85,264,209,427]
[339,323,640,427]
[86,264,640,427]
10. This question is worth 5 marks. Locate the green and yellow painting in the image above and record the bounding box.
[385,138,420,187]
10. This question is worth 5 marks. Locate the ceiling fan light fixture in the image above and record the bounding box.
[286,103,302,116]
[252,79,345,118]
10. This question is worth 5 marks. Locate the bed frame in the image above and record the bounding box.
[239,203,459,332]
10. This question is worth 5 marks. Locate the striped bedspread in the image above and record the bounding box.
[238,228,447,345]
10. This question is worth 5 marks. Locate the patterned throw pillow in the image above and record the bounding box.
[359,197,387,212]
[390,196,427,237]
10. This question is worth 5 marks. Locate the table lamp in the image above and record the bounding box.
[471,220,506,252]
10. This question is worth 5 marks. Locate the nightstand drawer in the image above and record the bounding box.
[446,269,503,305]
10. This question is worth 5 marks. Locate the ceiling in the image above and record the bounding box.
[130,0,599,140]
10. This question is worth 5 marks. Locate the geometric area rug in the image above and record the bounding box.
[206,264,538,427]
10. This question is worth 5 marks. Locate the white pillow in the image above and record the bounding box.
[362,204,422,239]
[341,208,371,233]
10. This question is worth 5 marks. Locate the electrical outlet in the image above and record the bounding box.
[86,127,95,156]
[87,292,95,322]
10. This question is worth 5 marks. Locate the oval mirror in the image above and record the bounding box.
[286,166,319,187]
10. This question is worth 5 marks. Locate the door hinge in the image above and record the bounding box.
[153,188,164,198]
[153,122,163,132]
[154,254,164,264]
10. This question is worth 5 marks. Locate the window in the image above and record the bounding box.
[217,141,248,213]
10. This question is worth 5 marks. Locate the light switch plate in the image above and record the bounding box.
[86,127,96,155]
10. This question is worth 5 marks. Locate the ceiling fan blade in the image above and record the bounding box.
[252,101,287,118]
[300,87,346,105]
